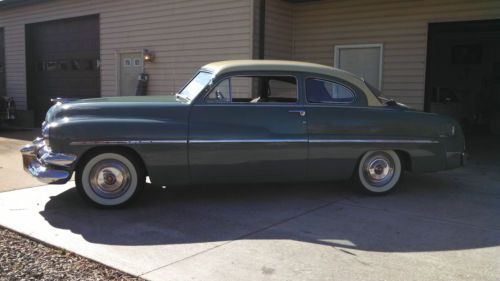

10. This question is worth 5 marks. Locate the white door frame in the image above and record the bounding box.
[334,43,384,90]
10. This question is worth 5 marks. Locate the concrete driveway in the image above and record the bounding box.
[0,127,42,192]
[0,136,499,280]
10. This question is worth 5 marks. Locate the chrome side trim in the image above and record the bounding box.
[190,139,438,144]
[70,140,188,146]
[309,139,439,144]
[70,138,438,145]
[189,139,309,144]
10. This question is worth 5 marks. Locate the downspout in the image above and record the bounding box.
[257,0,266,96]
[258,0,266,59]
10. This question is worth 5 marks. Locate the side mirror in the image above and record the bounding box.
[215,90,225,100]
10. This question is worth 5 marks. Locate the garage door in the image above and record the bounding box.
[0,28,5,96]
[425,19,500,135]
[26,15,100,124]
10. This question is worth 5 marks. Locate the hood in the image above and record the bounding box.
[45,95,188,123]
[68,95,182,104]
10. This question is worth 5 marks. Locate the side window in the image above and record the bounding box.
[206,75,297,103]
[231,77,255,100]
[306,78,355,103]
[268,78,297,102]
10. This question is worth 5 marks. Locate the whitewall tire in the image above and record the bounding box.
[76,151,144,207]
[356,150,402,194]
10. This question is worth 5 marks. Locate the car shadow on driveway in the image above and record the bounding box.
[39,169,500,253]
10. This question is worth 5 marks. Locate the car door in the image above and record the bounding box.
[304,76,370,181]
[188,73,307,183]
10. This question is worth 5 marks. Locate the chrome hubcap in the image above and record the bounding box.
[363,153,395,187]
[90,160,131,199]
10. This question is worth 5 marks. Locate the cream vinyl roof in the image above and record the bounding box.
[201,60,382,106]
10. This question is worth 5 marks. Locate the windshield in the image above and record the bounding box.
[177,71,213,102]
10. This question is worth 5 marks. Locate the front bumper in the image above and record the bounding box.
[20,137,76,184]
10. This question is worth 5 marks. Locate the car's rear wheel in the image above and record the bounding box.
[356,150,401,194]
[76,151,144,207]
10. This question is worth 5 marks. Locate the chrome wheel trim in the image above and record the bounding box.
[363,153,395,187]
[89,160,131,199]
[358,150,401,193]
[81,153,138,206]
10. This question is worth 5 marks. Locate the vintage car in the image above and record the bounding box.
[21,60,466,207]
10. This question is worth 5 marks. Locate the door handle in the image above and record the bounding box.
[288,110,306,117]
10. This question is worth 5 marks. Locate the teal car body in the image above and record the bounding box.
[21,60,466,194]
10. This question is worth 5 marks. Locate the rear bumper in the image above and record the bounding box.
[20,137,76,184]
[461,152,468,166]
[446,151,468,169]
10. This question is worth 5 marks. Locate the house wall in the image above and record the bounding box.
[3,0,499,112]
[0,0,253,110]
[291,0,500,109]
[264,0,292,59]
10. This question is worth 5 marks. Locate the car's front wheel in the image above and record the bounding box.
[76,150,145,207]
[356,150,402,194]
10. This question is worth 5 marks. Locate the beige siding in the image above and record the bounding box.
[252,0,261,58]
[292,0,500,109]
[4,0,500,111]
[264,0,292,59]
[0,0,253,110]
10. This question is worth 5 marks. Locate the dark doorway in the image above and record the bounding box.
[26,15,100,125]
[0,28,5,97]
[425,19,500,136]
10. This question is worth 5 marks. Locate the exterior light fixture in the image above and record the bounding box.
[143,49,155,63]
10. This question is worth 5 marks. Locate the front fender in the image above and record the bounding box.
[48,114,190,185]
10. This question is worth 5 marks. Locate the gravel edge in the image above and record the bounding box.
[0,226,143,281]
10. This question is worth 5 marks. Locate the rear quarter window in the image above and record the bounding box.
[306,78,355,104]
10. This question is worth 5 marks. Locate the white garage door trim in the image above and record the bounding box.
[334,43,384,90]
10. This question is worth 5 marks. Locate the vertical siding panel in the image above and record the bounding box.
[0,0,253,110]
[291,0,500,109]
